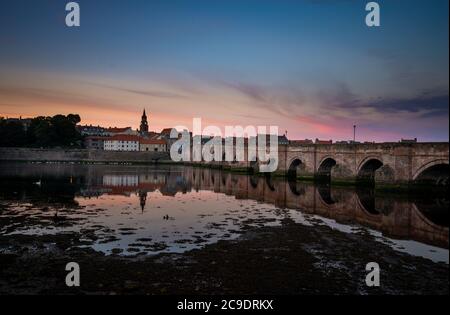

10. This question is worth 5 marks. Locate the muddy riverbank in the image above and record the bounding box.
[1,218,448,295]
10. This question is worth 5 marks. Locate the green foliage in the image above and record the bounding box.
[0,114,82,148]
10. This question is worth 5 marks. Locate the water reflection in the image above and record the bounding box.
[0,163,448,261]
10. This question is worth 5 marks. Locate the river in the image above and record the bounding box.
[0,162,448,294]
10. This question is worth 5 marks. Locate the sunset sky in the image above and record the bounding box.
[0,0,448,142]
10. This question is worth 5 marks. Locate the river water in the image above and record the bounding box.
[0,162,448,263]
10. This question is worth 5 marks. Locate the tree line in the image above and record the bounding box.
[0,114,82,148]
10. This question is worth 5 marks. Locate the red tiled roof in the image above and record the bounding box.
[140,139,167,145]
[149,133,161,140]
[106,135,140,142]
[315,139,333,144]
[107,127,132,133]
[160,128,175,135]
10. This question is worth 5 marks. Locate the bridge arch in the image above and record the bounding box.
[287,158,305,179]
[413,160,449,186]
[357,156,384,184]
[317,157,337,180]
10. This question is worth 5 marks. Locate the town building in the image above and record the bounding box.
[291,139,314,145]
[104,134,140,151]
[3,117,33,131]
[400,138,418,143]
[277,135,290,145]
[80,124,138,149]
[140,138,167,152]
[81,109,171,152]
[160,128,173,138]
[77,125,108,137]
[84,136,108,150]
[154,127,180,149]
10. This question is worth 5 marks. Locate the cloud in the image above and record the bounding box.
[222,81,267,102]
[81,81,188,99]
[367,91,449,116]
[216,77,448,140]
[327,87,449,120]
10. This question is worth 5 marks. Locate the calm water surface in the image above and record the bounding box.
[0,163,448,263]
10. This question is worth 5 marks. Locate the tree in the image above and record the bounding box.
[27,114,82,148]
[27,116,52,147]
[50,114,81,146]
[1,114,82,148]
[0,118,27,147]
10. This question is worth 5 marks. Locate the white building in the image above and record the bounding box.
[140,138,167,152]
[104,135,140,151]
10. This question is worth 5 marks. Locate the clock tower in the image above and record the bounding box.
[140,109,149,135]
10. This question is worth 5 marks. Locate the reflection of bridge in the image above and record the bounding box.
[184,167,448,248]
[192,142,449,185]
[81,167,448,248]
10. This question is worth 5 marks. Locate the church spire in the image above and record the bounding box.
[140,108,149,134]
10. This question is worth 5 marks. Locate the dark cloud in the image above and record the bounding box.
[371,92,448,115]
[343,90,450,118]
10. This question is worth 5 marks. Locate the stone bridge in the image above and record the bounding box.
[195,142,449,185]
[277,142,449,185]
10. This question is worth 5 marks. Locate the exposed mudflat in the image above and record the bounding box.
[0,218,448,295]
